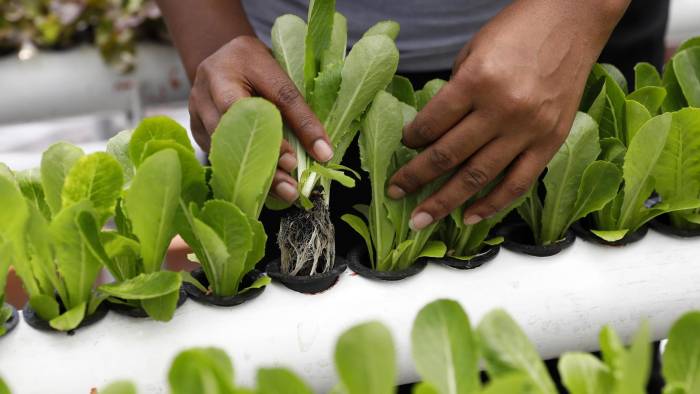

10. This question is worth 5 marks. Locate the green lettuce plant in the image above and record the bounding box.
[183,98,280,296]
[516,112,621,245]
[0,145,123,331]
[342,88,447,272]
[271,0,400,276]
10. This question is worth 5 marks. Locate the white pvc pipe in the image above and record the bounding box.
[1,230,699,393]
[0,44,188,125]
[668,0,700,46]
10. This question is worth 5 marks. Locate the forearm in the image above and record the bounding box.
[156,0,256,82]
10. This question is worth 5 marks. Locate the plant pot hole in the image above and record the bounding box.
[572,219,648,246]
[650,215,700,238]
[267,257,348,294]
[109,287,188,318]
[501,223,575,257]
[347,246,427,281]
[22,298,109,335]
[183,268,267,307]
[432,244,500,270]
[2,303,19,337]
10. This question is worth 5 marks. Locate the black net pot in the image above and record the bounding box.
[22,298,109,335]
[266,257,347,294]
[347,245,427,281]
[1,303,19,337]
[501,222,575,257]
[109,287,188,318]
[650,215,700,238]
[572,220,648,247]
[431,244,500,270]
[183,268,267,307]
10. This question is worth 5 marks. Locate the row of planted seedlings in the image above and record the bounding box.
[8,299,700,393]
[2,0,700,336]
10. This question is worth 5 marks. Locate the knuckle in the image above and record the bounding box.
[215,90,239,110]
[459,165,489,191]
[406,118,437,147]
[229,35,260,51]
[430,196,453,214]
[275,81,301,107]
[507,180,530,198]
[395,169,422,191]
[428,147,457,171]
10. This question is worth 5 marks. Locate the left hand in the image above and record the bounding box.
[387,0,630,231]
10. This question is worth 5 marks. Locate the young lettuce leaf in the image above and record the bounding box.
[662,312,700,393]
[335,321,396,394]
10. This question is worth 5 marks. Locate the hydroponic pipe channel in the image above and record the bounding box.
[1,230,699,393]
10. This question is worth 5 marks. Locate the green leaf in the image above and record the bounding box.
[662,312,700,393]
[0,376,9,394]
[168,347,236,394]
[600,138,626,167]
[239,275,271,294]
[634,63,662,90]
[99,271,181,300]
[591,229,629,242]
[677,37,700,53]
[558,353,613,394]
[50,201,102,309]
[210,98,283,219]
[416,79,447,111]
[128,116,193,167]
[100,381,138,394]
[49,302,86,331]
[14,168,51,220]
[311,62,343,124]
[627,87,666,115]
[359,91,403,263]
[363,20,400,40]
[141,288,180,322]
[652,108,700,205]
[335,321,396,394]
[29,294,60,321]
[412,383,440,394]
[307,163,355,188]
[624,100,652,144]
[601,63,629,93]
[40,142,84,216]
[141,140,207,206]
[271,14,307,94]
[62,152,124,224]
[257,368,313,394]
[321,12,347,70]
[107,130,135,184]
[662,59,689,112]
[326,34,399,148]
[411,300,480,394]
[673,47,700,107]
[101,232,142,281]
[125,149,181,274]
[387,76,417,107]
[416,241,447,259]
[478,374,534,394]
[540,112,600,244]
[618,114,672,230]
[341,214,374,268]
[477,309,557,394]
[194,200,253,296]
[566,161,622,230]
[599,323,651,394]
[304,0,335,96]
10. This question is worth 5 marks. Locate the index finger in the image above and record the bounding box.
[249,54,333,163]
[403,77,473,148]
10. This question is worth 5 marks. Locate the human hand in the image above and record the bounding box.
[189,36,334,203]
[387,0,629,230]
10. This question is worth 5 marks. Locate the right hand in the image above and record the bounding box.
[189,35,334,203]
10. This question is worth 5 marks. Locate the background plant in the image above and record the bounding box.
[517,112,621,245]
[271,0,400,277]
[0,145,123,331]
[0,0,166,72]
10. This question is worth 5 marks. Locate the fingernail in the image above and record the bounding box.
[278,153,297,172]
[313,139,334,162]
[387,185,406,199]
[410,212,434,231]
[464,215,482,225]
[275,182,298,202]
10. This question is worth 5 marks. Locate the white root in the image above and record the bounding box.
[277,194,335,276]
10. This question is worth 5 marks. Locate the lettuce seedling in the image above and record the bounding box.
[183,98,280,296]
[651,108,700,230]
[590,113,700,242]
[271,0,400,276]
[0,146,123,331]
[661,37,700,112]
[517,113,622,245]
[342,89,447,271]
